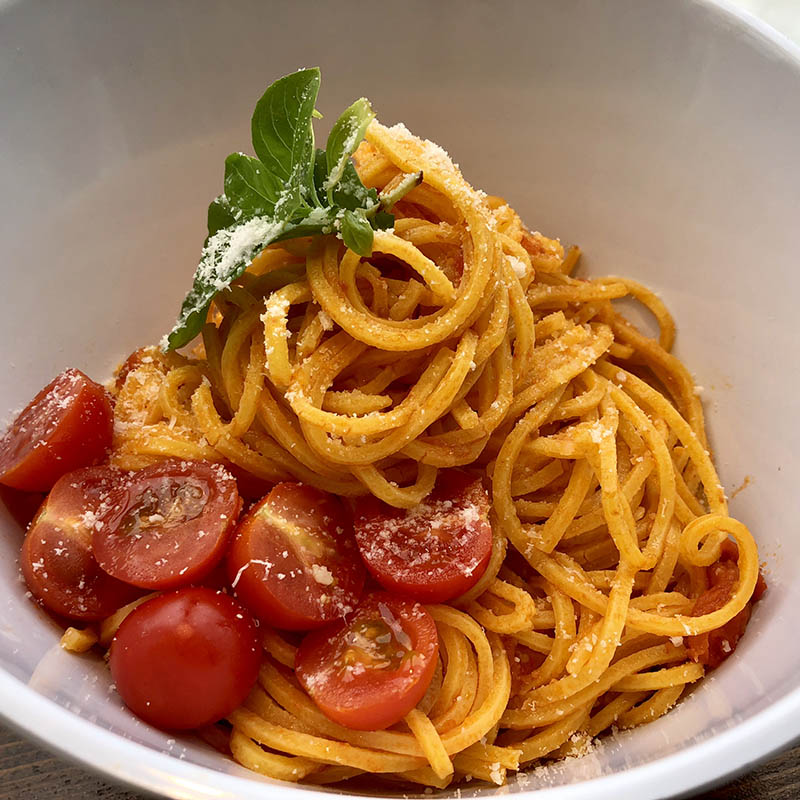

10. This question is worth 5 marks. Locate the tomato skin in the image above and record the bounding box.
[0,369,114,492]
[0,484,47,531]
[92,460,241,591]
[226,483,365,631]
[20,467,141,621]
[353,470,493,603]
[109,587,261,730]
[295,593,439,730]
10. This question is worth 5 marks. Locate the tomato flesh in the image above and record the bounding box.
[353,470,493,603]
[0,369,114,492]
[109,587,261,730]
[686,541,767,669]
[225,463,275,502]
[20,467,140,620]
[295,593,439,730]
[92,460,241,590]
[226,482,365,630]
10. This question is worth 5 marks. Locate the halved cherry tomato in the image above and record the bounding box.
[92,460,240,590]
[686,540,767,669]
[0,369,114,492]
[0,484,46,531]
[20,467,140,620]
[353,470,493,603]
[226,482,365,630]
[109,587,260,730]
[225,463,274,502]
[295,592,439,730]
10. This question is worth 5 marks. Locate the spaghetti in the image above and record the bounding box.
[102,119,763,787]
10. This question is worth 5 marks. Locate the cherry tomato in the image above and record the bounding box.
[295,593,439,730]
[109,587,261,730]
[0,484,46,531]
[92,460,241,590]
[226,482,365,630]
[20,467,140,620]
[225,463,274,502]
[353,470,493,603]
[686,541,767,669]
[0,369,114,492]
[114,346,163,390]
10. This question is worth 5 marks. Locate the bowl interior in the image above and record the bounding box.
[1,1,800,798]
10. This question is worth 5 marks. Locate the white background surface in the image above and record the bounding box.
[735,0,800,44]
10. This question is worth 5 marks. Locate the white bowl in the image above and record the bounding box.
[1,0,799,797]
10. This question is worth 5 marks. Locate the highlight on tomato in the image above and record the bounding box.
[226,482,365,630]
[109,587,261,730]
[353,469,493,603]
[91,460,241,590]
[20,467,141,621]
[295,593,439,730]
[0,369,113,492]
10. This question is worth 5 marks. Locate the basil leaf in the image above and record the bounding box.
[251,67,320,214]
[340,209,374,257]
[207,196,238,238]
[312,148,328,205]
[166,216,289,350]
[166,306,208,352]
[331,160,379,212]
[166,69,388,351]
[273,207,337,241]
[371,210,395,231]
[324,97,375,200]
[223,153,283,218]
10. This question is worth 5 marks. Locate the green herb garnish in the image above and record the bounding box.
[164,67,392,351]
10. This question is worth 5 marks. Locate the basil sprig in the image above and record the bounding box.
[165,67,391,350]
